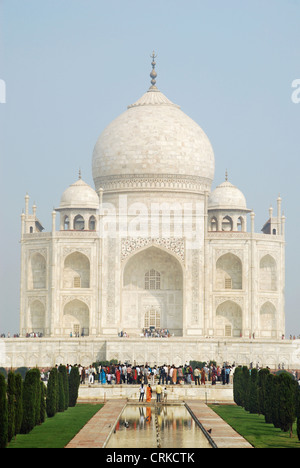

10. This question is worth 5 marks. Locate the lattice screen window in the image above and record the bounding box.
[145,269,161,290]
[225,325,232,337]
[73,276,81,288]
[225,278,232,289]
[73,324,80,336]
[144,309,161,328]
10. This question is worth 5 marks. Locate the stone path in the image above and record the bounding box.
[65,400,127,448]
[66,399,253,449]
[185,401,253,449]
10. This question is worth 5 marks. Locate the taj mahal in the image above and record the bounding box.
[2,55,300,370]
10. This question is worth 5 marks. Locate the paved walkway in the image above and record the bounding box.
[185,401,253,449]
[65,400,127,448]
[66,399,252,449]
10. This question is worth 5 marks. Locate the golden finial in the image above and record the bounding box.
[150,51,158,89]
[225,169,228,182]
[79,168,82,180]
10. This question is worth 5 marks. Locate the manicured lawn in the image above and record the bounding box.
[8,404,103,449]
[209,404,300,449]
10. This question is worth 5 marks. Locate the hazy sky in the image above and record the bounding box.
[0,0,299,335]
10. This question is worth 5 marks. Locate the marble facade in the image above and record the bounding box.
[2,59,297,370]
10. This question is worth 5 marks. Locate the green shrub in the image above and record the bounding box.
[14,374,23,435]
[58,371,65,413]
[69,366,80,407]
[257,368,270,416]
[40,382,46,424]
[20,368,41,434]
[233,367,243,407]
[58,365,69,410]
[277,372,297,436]
[249,368,259,414]
[7,372,16,442]
[14,367,29,380]
[46,368,58,418]
[0,367,7,379]
[0,374,8,448]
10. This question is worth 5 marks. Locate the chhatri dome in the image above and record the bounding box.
[58,171,99,210]
[92,53,215,193]
[208,172,249,211]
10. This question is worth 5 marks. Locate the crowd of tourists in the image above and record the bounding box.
[77,362,235,387]
[118,328,172,338]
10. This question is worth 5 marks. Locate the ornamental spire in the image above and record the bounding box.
[149,51,158,89]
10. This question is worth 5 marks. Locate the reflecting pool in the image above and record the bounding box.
[106,405,212,448]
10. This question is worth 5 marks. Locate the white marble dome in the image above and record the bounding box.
[59,177,99,210]
[208,179,248,211]
[92,86,215,193]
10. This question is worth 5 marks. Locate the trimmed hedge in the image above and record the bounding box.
[234,366,300,439]
[0,374,8,448]
[1,365,81,447]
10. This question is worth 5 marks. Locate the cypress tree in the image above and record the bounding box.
[31,368,41,425]
[21,369,39,434]
[58,371,65,412]
[46,368,58,418]
[0,374,8,448]
[233,367,243,406]
[258,368,270,416]
[40,382,46,424]
[14,373,23,436]
[271,375,281,429]
[58,365,69,410]
[296,386,300,441]
[7,371,16,442]
[248,368,259,414]
[69,366,80,407]
[241,366,250,410]
[278,372,297,437]
[265,373,275,424]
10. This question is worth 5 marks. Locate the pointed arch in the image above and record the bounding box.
[216,253,243,290]
[216,300,243,337]
[28,253,47,289]
[63,299,90,336]
[259,255,277,291]
[122,246,183,336]
[63,252,90,288]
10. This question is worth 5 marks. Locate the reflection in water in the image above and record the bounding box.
[106,405,212,449]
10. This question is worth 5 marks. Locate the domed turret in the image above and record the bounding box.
[208,179,247,211]
[56,173,99,231]
[59,174,99,210]
[208,173,251,232]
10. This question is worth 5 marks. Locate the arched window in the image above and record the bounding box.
[210,217,218,232]
[89,215,96,231]
[222,216,233,232]
[64,215,70,230]
[145,269,161,290]
[74,215,85,231]
[237,216,245,232]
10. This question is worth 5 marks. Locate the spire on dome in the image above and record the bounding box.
[149,51,158,90]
